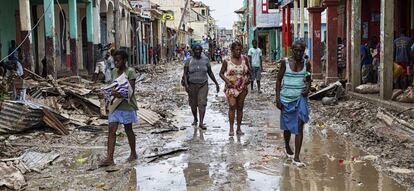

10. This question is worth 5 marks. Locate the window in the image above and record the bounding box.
[262,0,268,13]
[269,0,278,10]
[201,9,206,16]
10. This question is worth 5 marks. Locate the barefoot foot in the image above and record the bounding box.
[99,159,115,167]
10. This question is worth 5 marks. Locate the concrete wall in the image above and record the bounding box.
[189,21,207,41]
[151,0,188,30]
[0,1,18,59]
[255,0,280,28]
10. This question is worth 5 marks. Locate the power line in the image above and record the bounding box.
[0,0,54,63]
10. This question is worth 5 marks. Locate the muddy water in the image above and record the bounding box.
[134,64,407,191]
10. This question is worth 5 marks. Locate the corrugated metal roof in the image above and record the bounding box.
[0,101,67,134]
[0,101,44,134]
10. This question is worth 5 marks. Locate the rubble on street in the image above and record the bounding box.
[0,61,413,190]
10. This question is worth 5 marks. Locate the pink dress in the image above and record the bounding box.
[224,56,250,97]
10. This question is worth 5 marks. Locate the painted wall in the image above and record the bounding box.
[189,21,207,41]
[255,0,280,28]
[0,1,18,59]
[151,0,189,30]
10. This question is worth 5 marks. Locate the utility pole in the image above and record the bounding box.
[178,0,190,32]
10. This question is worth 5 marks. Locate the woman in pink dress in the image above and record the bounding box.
[219,42,252,136]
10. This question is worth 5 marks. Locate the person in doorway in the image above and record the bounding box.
[394,29,413,89]
[183,44,220,130]
[41,57,48,78]
[148,46,153,64]
[220,41,251,136]
[371,39,381,83]
[248,40,263,93]
[100,49,138,167]
[275,39,311,167]
[8,40,19,61]
[337,38,346,79]
[360,39,374,84]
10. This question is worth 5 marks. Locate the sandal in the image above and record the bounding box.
[285,151,294,159]
[229,131,234,136]
[292,160,306,167]
[98,160,115,167]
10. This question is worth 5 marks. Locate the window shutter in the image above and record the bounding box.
[262,0,268,13]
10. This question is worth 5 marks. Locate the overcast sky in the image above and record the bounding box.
[200,0,243,29]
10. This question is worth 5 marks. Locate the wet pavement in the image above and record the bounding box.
[3,62,408,190]
[133,63,407,191]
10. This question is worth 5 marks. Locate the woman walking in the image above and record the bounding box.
[220,42,251,136]
[100,49,138,166]
[183,44,220,130]
[275,40,311,167]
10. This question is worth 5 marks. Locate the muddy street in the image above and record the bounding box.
[0,61,411,191]
[133,62,409,191]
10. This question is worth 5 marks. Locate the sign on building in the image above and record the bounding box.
[162,14,174,20]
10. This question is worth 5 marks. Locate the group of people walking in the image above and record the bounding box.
[181,39,311,165]
[99,39,311,167]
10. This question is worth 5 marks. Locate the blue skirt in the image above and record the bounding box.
[108,110,138,124]
[280,96,309,135]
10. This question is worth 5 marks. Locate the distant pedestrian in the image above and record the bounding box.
[248,40,263,93]
[220,41,251,136]
[104,50,115,83]
[275,39,311,167]
[394,29,413,89]
[182,44,219,130]
[99,49,138,167]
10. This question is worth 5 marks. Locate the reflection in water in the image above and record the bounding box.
[184,162,211,190]
[135,64,407,191]
[279,129,406,191]
[247,170,280,190]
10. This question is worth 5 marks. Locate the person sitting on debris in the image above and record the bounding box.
[275,39,311,167]
[99,49,138,167]
[182,44,220,130]
[220,41,251,136]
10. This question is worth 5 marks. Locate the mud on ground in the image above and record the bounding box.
[309,100,414,189]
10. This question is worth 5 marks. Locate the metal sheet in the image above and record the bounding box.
[0,101,43,134]
[0,100,67,134]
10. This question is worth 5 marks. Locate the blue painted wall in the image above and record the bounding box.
[0,1,18,59]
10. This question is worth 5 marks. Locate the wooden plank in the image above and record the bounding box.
[47,75,66,96]
[42,108,69,135]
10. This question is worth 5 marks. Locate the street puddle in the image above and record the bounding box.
[247,170,280,190]
[133,64,407,191]
[277,128,407,191]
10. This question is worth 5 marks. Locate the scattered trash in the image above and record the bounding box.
[388,167,414,174]
[391,89,404,101]
[309,81,345,100]
[355,84,380,94]
[0,160,30,190]
[145,147,189,163]
[151,128,178,134]
[75,157,88,164]
[138,108,161,126]
[322,97,338,106]
[20,150,60,170]
[0,100,68,134]
[396,87,414,103]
